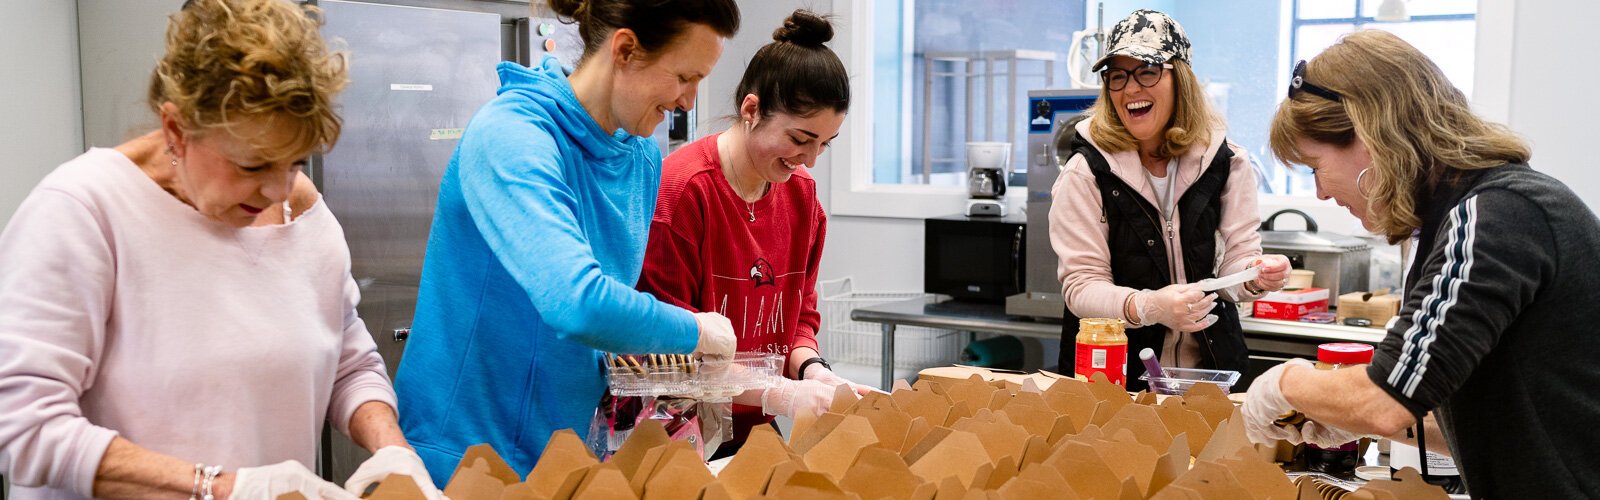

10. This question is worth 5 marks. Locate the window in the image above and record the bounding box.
[1270,0,1478,195]
[833,1,1479,218]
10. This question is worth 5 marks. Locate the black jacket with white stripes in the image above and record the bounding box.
[1365,163,1600,498]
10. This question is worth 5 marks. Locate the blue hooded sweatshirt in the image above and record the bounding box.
[395,56,698,483]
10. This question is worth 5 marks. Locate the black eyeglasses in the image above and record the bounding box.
[1101,63,1173,92]
[1289,60,1342,102]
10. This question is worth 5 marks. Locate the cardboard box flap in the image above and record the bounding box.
[449,443,522,487]
[943,400,975,427]
[1150,433,1191,495]
[906,428,991,489]
[791,413,846,455]
[1149,485,1206,500]
[1046,414,1079,446]
[894,388,954,428]
[933,476,966,500]
[1041,388,1096,434]
[1096,430,1161,496]
[830,383,863,414]
[900,417,935,456]
[525,429,599,499]
[893,379,914,392]
[912,379,946,396]
[1214,449,1297,500]
[1086,372,1133,404]
[802,414,881,481]
[1101,403,1174,454]
[1159,461,1253,499]
[719,425,797,500]
[499,481,551,500]
[997,465,1076,500]
[854,399,914,452]
[360,474,427,500]
[1043,441,1126,499]
[573,464,638,500]
[1196,408,1253,463]
[443,457,511,500]
[1155,397,1214,455]
[1179,387,1237,431]
[1018,436,1052,470]
[641,446,717,500]
[839,447,925,500]
[996,391,1057,436]
[609,419,672,481]
[767,470,856,500]
[699,481,733,500]
[1089,398,1132,429]
[277,494,307,500]
[943,375,1001,411]
[981,456,1019,490]
[952,412,1029,463]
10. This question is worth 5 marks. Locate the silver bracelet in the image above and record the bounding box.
[200,465,222,500]
[190,463,203,500]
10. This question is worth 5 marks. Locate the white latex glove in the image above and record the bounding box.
[761,377,835,418]
[693,312,736,360]
[343,446,444,499]
[231,460,358,500]
[802,363,876,397]
[1134,284,1218,332]
[1243,359,1373,448]
[1242,358,1311,446]
[1251,255,1292,292]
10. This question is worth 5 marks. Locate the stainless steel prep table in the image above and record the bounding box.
[850,297,1386,389]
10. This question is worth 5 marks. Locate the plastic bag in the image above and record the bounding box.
[587,392,734,461]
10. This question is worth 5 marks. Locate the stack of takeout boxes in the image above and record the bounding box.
[329,372,1445,500]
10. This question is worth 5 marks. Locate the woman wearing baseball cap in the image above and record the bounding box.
[1049,9,1292,390]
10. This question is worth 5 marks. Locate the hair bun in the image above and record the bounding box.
[547,0,587,21]
[772,10,833,46]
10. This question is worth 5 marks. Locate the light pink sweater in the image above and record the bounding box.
[1049,117,1266,367]
[0,149,397,499]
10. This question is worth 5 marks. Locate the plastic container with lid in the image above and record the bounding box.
[1305,342,1375,476]
[1074,318,1128,387]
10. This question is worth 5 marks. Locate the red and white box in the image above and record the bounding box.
[1253,288,1329,320]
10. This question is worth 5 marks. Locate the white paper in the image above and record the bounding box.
[1194,266,1260,292]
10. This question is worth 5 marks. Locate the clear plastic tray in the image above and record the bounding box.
[1139,367,1241,395]
[606,352,782,399]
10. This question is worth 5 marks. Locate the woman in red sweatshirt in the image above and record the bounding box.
[637,9,867,459]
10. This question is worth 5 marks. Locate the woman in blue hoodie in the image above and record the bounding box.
[394,0,740,482]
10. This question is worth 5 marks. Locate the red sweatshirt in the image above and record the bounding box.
[638,133,827,439]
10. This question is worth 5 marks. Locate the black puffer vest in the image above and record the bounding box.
[1057,131,1249,392]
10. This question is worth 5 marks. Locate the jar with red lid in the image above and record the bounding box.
[1305,342,1375,476]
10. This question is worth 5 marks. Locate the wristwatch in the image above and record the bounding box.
[798,357,831,379]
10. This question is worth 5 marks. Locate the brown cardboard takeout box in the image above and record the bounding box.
[326,372,1449,500]
[1335,290,1401,328]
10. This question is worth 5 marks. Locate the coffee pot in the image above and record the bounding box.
[965,142,1012,216]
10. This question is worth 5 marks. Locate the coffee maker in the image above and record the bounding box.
[965,141,1012,216]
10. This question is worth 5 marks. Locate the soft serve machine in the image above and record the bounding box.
[1004,89,1098,318]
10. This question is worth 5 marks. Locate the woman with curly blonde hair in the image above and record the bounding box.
[1243,30,1600,498]
[0,1,437,498]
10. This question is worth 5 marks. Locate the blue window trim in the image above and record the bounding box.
[1289,0,1476,65]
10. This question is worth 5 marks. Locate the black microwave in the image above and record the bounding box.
[924,213,1026,302]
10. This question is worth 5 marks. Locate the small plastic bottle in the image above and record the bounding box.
[1305,343,1375,476]
[1075,318,1128,387]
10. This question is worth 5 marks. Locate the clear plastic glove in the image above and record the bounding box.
[802,363,876,397]
[1251,255,1293,292]
[1133,284,1218,332]
[231,460,358,500]
[1241,357,1364,449]
[1242,358,1310,445]
[343,446,444,499]
[761,378,835,418]
[693,312,736,360]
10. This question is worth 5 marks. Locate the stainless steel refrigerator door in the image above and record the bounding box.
[316,0,501,483]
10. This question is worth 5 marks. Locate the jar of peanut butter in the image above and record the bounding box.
[1306,342,1375,476]
[1075,318,1128,387]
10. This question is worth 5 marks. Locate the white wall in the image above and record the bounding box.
[0,2,83,227]
[1494,1,1600,209]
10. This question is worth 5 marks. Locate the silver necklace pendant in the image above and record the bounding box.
[747,204,756,222]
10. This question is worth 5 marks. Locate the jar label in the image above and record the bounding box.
[1076,344,1128,387]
